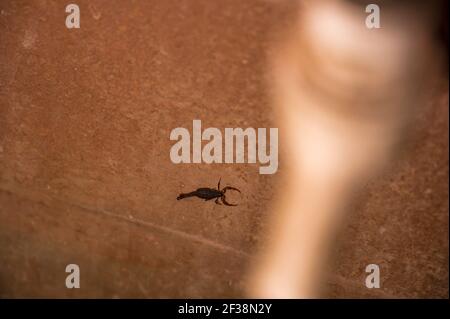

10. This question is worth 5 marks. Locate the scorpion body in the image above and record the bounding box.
[177,179,240,206]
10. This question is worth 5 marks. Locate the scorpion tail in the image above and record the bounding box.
[177,192,195,200]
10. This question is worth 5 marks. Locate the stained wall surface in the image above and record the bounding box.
[0,0,448,298]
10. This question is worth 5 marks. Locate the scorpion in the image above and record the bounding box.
[177,178,241,206]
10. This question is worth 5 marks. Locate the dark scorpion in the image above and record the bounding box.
[177,178,241,206]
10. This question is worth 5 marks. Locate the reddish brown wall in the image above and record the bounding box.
[0,0,448,298]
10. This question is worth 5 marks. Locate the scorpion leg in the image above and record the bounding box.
[221,195,238,206]
[215,197,222,205]
[217,178,221,190]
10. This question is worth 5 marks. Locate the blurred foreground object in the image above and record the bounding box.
[247,0,446,298]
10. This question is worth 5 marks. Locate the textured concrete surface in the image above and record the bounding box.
[0,0,448,298]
